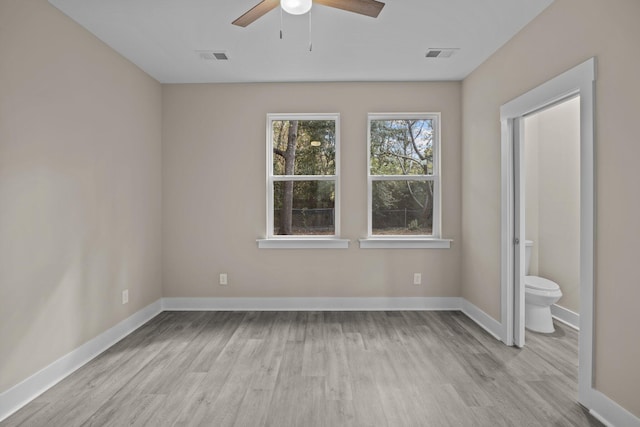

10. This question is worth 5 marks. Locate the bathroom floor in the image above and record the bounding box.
[2,311,602,426]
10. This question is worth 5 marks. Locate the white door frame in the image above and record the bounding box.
[499,58,595,406]
[512,116,526,348]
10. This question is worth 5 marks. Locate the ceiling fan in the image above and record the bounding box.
[232,0,385,27]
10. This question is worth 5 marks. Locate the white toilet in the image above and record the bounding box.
[524,240,562,333]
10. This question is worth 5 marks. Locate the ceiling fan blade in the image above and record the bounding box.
[232,0,280,27]
[314,0,385,18]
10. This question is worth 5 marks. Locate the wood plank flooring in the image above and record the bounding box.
[1,311,603,426]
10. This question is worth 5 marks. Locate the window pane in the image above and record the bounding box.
[273,180,335,235]
[273,120,336,175]
[370,119,433,175]
[372,180,433,235]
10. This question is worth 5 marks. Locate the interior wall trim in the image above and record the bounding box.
[460,299,504,341]
[161,296,463,311]
[0,300,163,423]
[589,389,640,427]
[551,304,580,330]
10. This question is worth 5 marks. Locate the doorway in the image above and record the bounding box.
[520,96,581,339]
[499,58,595,407]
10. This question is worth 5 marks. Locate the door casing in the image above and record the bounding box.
[499,57,595,406]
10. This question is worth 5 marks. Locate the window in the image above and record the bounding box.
[362,113,449,248]
[260,114,347,248]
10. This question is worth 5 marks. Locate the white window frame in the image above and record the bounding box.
[360,113,451,249]
[258,113,349,249]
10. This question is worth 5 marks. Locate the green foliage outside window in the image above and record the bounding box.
[272,120,336,235]
[370,119,435,235]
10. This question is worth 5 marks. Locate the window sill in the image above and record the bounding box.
[257,238,350,249]
[358,238,452,249]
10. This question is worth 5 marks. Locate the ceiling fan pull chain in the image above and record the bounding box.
[308,9,312,51]
[280,7,283,39]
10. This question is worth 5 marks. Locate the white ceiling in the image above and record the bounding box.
[48,0,553,83]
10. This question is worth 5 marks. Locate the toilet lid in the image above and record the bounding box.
[524,275,560,291]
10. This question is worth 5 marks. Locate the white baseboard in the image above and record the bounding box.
[551,304,580,330]
[161,297,463,311]
[460,299,503,341]
[589,389,640,427]
[0,300,163,423]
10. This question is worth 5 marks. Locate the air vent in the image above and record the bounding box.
[425,48,458,59]
[196,50,229,61]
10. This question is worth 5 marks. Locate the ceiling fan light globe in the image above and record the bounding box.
[281,0,312,15]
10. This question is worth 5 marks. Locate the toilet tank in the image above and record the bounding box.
[525,240,533,275]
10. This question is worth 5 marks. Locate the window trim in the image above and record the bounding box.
[366,113,443,241]
[262,113,345,248]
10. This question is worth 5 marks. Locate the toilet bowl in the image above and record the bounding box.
[524,276,562,333]
[524,241,563,333]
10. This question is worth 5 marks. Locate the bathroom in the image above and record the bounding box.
[523,96,581,333]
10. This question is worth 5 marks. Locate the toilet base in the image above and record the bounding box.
[525,303,555,333]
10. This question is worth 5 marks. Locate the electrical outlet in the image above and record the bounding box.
[219,273,228,286]
[122,289,129,304]
[413,273,422,285]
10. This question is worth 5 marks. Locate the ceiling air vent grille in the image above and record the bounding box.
[425,48,458,58]
[196,50,229,61]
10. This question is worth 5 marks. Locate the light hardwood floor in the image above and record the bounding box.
[2,311,602,426]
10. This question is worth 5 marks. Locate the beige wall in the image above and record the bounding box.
[462,0,640,417]
[525,98,581,313]
[162,82,462,298]
[0,0,163,393]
